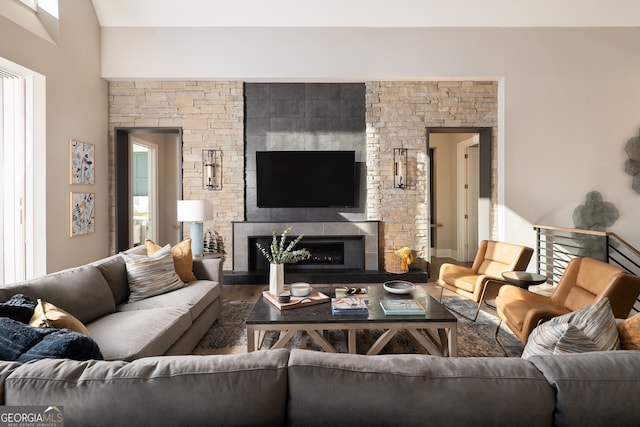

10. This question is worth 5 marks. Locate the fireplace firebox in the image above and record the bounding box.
[249,236,364,272]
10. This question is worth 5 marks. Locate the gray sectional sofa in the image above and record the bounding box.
[0,348,638,426]
[0,249,223,361]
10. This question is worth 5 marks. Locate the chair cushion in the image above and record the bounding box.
[93,254,130,305]
[123,245,185,303]
[87,307,191,361]
[617,312,640,350]
[522,298,620,359]
[146,238,197,283]
[118,280,220,322]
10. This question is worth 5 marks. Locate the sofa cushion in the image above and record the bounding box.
[522,298,619,358]
[0,294,36,324]
[617,312,640,350]
[86,307,192,361]
[123,245,186,303]
[30,299,90,336]
[529,351,640,427]
[146,238,197,283]
[92,254,130,305]
[0,318,103,363]
[4,350,290,427]
[0,361,21,405]
[287,349,555,427]
[118,280,220,322]
[0,265,116,325]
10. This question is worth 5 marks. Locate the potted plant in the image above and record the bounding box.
[256,227,310,296]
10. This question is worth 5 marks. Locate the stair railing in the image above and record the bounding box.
[534,224,640,314]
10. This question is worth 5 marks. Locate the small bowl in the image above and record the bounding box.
[290,283,311,297]
[383,280,416,294]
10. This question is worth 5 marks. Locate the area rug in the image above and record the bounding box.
[193,296,524,357]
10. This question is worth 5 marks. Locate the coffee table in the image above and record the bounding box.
[245,284,458,356]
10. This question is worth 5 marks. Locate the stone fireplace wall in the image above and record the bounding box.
[108,80,498,271]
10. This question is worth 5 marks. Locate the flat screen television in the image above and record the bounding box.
[256,150,356,208]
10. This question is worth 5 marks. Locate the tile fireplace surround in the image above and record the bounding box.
[232,221,379,272]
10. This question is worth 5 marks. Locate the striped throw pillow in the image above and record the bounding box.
[123,245,185,303]
[522,297,620,359]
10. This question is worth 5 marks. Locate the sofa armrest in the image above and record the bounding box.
[192,257,224,284]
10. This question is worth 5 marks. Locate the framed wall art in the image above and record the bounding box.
[70,139,95,184]
[70,192,95,236]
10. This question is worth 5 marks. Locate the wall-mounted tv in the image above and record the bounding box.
[256,150,356,208]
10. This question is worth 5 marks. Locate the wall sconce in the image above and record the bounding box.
[203,149,221,190]
[394,148,408,188]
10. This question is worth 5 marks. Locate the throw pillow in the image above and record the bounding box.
[522,297,620,359]
[146,238,197,283]
[30,299,91,336]
[0,294,36,324]
[123,244,185,303]
[617,312,640,350]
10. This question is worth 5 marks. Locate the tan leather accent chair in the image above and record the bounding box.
[437,240,533,321]
[496,257,640,345]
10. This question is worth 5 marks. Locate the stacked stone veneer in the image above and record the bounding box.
[108,80,497,271]
[108,81,245,269]
[365,81,498,267]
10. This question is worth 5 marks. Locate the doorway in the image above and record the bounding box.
[426,127,491,263]
[115,127,182,252]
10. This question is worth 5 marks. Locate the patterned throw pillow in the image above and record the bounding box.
[522,298,620,359]
[618,312,640,350]
[123,245,185,303]
[145,238,197,283]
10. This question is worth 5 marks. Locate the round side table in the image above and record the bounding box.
[501,271,547,289]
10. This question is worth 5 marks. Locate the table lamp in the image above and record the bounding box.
[177,200,212,256]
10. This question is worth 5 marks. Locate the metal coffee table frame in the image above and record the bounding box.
[245,285,458,356]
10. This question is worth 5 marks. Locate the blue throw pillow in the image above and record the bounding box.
[0,294,36,324]
[0,317,103,362]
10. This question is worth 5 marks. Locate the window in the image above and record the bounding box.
[1,58,46,285]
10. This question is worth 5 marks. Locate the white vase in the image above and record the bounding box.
[269,263,284,296]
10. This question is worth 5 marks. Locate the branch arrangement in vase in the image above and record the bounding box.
[256,227,310,264]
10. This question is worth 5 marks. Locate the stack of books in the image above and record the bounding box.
[331,297,369,315]
[379,299,425,315]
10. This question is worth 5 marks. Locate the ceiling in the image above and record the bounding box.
[90,0,640,28]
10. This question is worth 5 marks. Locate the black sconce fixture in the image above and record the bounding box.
[394,148,407,188]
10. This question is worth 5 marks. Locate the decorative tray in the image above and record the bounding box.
[262,288,330,310]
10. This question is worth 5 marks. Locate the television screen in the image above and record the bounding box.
[256,151,356,208]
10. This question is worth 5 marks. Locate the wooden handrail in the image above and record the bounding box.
[609,232,640,260]
[533,224,608,237]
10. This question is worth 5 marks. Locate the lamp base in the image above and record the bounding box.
[190,222,204,256]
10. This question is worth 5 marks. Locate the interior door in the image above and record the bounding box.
[465,145,479,259]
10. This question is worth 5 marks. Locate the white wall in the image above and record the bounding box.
[101,26,640,252]
[0,2,108,272]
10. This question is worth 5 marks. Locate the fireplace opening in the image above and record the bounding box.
[249,235,364,272]
[298,242,344,265]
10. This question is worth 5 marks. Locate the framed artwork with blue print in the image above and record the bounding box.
[69,139,95,184]
[70,192,95,237]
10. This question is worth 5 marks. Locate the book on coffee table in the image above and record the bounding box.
[331,297,369,315]
[379,299,425,315]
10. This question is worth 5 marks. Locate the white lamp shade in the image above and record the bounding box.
[177,200,213,222]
